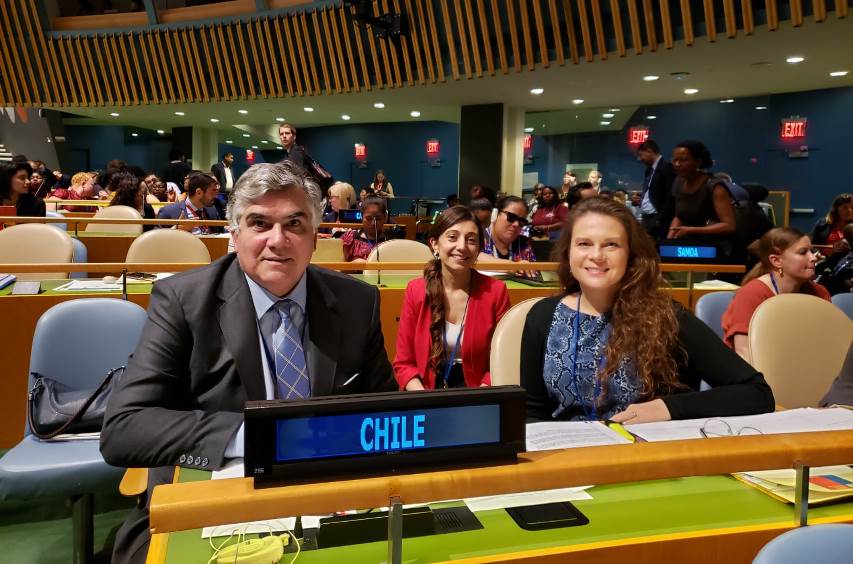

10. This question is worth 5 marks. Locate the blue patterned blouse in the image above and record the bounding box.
[543,301,642,420]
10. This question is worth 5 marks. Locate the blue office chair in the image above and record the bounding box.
[0,298,147,564]
[694,291,736,340]
[753,524,853,564]
[45,210,68,232]
[70,237,88,279]
[831,292,853,321]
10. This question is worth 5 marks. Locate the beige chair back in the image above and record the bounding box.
[311,238,344,262]
[85,205,143,234]
[749,293,853,408]
[125,229,211,264]
[364,239,433,281]
[0,223,74,279]
[490,298,544,386]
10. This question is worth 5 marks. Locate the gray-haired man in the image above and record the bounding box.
[100,161,396,563]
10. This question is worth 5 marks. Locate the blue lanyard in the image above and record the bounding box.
[440,295,470,388]
[769,272,780,294]
[569,294,608,420]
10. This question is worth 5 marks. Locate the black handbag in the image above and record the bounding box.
[306,155,335,191]
[27,366,124,440]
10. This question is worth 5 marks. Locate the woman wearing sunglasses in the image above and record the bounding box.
[479,196,537,265]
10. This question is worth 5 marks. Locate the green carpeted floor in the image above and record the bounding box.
[0,448,134,563]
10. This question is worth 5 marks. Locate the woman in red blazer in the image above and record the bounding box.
[394,206,511,390]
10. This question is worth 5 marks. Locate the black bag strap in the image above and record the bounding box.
[27,365,125,440]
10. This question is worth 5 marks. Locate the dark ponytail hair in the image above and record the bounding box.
[423,206,484,374]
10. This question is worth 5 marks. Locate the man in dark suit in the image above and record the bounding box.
[635,139,676,240]
[161,148,192,188]
[211,152,236,195]
[157,171,223,234]
[100,161,396,563]
[278,122,311,171]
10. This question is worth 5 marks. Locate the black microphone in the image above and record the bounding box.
[374,215,384,287]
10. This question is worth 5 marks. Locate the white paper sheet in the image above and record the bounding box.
[525,421,632,452]
[625,407,853,442]
[53,280,122,292]
[464,487,593,513]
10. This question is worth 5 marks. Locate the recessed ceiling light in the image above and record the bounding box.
[275,117,286,122]
[524,127,535,133]
[251,145,259,149]
[131,132,138,137]
[602,113,615,118]
[786,56,804,64]
[642,75,659,82]
[600,121,611,126]
[373,102,385,109]
[755,106,768,110]
[276,146,283,150]
[225,140,233,143]
[830,71,849,77]
[109,112,119,117]
[175,111,185,116]
[238,109,249,114]
[530,87,544,95]
[646,115,657,120]
[572,99,584,105]
[341,114,351,121]
[242,133,251,137]
[720,99,735,104]
[410,110,421,117]
[303,107,314,112]
[210,118,219,123]
[670,71,691,80]
[609,108,621,112]
[261,140,268,144]
[156,129,165,134]
[684,88,699,95]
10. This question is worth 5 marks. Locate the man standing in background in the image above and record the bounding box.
[278,123,311,171]
[211,152,236,195]
[162,148,192,188]
[635,139,676,240]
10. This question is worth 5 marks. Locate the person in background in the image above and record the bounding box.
[341,196,388,262]
[143,174,168,204]
[479,195,536,264]
[566,182,598,209]
[588,170,604,192]
[357,187,375,209]
[394,206,510,390]
[161,148,192,188]
[811,193,853,254]
[108,172,156,231]
[469,197,493,229]
[446,193,459,208]
[636,139,676,240]
[668,140,736,253]
[612,190,628,206]
[211,152,236,195]
[157,172,222,234]
[816,223,853,295]
[323,182,358,223]
[820,344,853,407]
[721,227,829,361]
[370,169,395,199]
[559,172,577,200]
[528,183,543,218]
[46,172,98,212]
[531,185,567,240]
[0,161,45,217]
[521,197,774,423]
[470,185,496,206]
[28,160,55,196]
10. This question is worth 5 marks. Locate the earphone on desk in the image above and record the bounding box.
[206,520,301,564]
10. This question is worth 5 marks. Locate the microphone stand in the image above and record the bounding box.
[374,216,384,287]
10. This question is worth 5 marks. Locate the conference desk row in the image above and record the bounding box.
[0,272,729,449]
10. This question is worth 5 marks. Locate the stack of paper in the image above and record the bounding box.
[734,466,853,505]
[525,421,631,451]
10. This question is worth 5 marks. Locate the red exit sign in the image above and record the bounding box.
[354,143,367,160]
[523,134,533,151]
[628,127,649,145]
[426,139,440,156]
[781,118,807,139]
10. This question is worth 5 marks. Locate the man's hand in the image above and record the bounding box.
[176,209,194,232]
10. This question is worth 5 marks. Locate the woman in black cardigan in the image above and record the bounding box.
[520,197,774,424]
[0,161,45,217]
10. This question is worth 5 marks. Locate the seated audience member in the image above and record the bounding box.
[100,161,396,563]
[394,206,510,390]
[341,196,388,261]
[668,140,737,253]
[158,172,222,234]
[817,223,853,295]
[142,173,168,204]
[588,170,604,192]
[470,184,496,206]
[109,172,156,230]
[559,172,577,200]
[0,161,45,216]
[479,196,536,263]
[527,183,543,218]
[446,193,459,208]
[46,171,98,212]
[323,181,358,223]
[722,227,831,360]
[531,185,567,240]
[566,182,598,209]
[469,197,494,229]
[521,197,774,423]
[357,187,375,209]
[370,169,395,198]
[820,344,853,407]
[811,193,853,253]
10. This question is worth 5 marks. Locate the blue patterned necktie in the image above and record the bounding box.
[272,299,310,400]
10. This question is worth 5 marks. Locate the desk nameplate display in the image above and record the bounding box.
[659,243,718,263]
[244,387,526,484]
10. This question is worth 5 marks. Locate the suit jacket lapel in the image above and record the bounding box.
[216,259,266,401]
[305,266,340,397]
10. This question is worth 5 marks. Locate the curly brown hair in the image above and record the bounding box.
[551,197,683,400]
[423,206,484,374]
